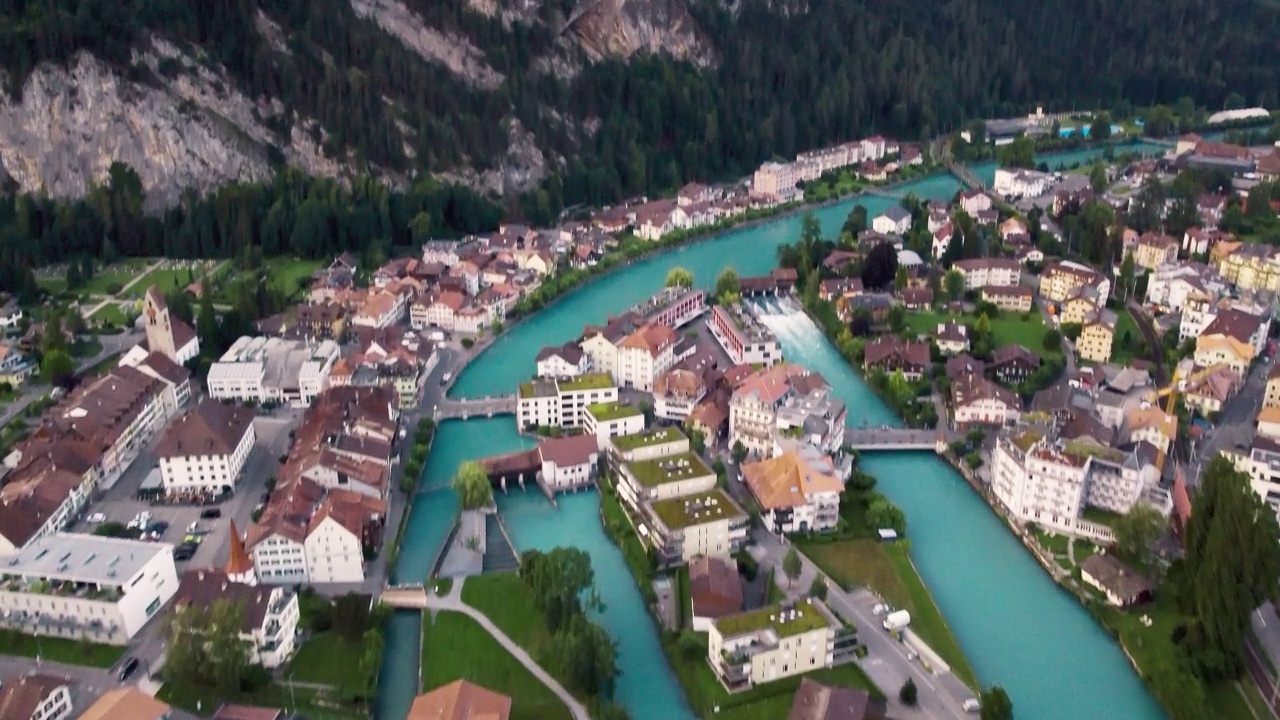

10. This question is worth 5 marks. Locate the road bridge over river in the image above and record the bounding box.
[844,427,957,451]
[435,395,516,420]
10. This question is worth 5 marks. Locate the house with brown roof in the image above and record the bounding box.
[951,374,1022,426]
[981,284,1033,313]
[689,555,744,631]
[0,435,101,556]
[741,446,842,534]
[156,399,256,498]
[728,365,833,457]
[1081,553,1153,608]
[408,680,511,720]
[172,567,301,667]
[933,320,969,356]
[616,324,678,392]
[788,677,887,720]
[863,338,930,380]
[988,345,1041,384]
[535,342,590,379]
[538,434,600,490]
[901,286,933,310]
[75,688,170,720]
[0,674,72,720]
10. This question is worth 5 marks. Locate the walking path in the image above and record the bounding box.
[80,260,162,319]
[424,578,592,720]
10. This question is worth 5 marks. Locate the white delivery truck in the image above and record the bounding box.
[882,609,911,632]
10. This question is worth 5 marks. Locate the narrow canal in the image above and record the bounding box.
[377,149,1167,719]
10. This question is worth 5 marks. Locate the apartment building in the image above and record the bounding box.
[1039,261,1111,304]
[0,674,73,720]
[1266,365,1280,409]
[207,336,341,405]
[537,435,601,490]
[1123,404,1177,455]
[654,368,707,421]
[583,403,645,448]
[709,304,782,367]
[516,374,619,429]
[752,162,801,202]
[643,488,748,565]
[741,448,842,534]
[934,321,970,356]
[1131,232,1179,271]
[0,439,101,556]
[156,400,256,497]
[1217,242,1280,292]
[863,338,930,381]
[729,365,836,457]
[0,534,178,644]
[991,429,1154,540]
[46,365,168,478]
[616,324,678,391]
[0,343,37,388]
[535,342,590,379]
[616,451,717,506]
[608,427,690,463]
[631,287,707,329]
[173,569,301,668]
[952,258,1023,289]
[1239,435,1280,520]
[981,285,1034,313]
[117,347,193,415]
[1060,286,1102,326]
[708,600,839,691]
[951,374,1021,426]
[1078,312,1116,364]
[246,484,385,584]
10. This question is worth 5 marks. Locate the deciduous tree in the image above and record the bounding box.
[782,547,802,588]
[452,460,494,510]
[665,267,694,288]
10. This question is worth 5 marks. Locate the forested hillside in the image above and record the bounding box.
[1,0,1278,212]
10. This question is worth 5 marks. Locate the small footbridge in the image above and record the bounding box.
[381,584,429,609]
[435,394,516,420]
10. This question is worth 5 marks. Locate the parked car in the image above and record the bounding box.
[86,513,107,523]
[150,521,169,534]
[117,658,140,681]
[200,508,222,519]
[962,698,981,713]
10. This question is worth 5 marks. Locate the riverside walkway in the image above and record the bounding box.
[435,394,516,420]
[844,427,956,451]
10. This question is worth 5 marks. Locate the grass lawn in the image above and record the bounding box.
[288,632,365,686]
[904,309,1059,362]
[159,680,365,720]
[89,302,132,327]
[421,610,573,720]
[1032,527,1070,555]
[265,257,325,301]
[124,262,219,299]
[35,275,67,295]
[797,539,978,688]
[70,337,103,359]
[1081,506,1124,526]
[461,573,554,653]
[80,258,154,296]
[1111,309,1144,365]
[0,629,126,667]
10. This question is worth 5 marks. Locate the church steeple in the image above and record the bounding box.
[144,285,178,362]
[224,519,257,586]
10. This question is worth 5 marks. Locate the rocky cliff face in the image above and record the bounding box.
[564,0,715,66]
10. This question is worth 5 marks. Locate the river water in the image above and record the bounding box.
[375,149,1167,720]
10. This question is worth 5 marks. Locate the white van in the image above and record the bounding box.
[962,699,981,713]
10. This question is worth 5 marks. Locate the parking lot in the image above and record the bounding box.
[71,409,302,573]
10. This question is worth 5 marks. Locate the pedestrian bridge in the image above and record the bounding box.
[844,427,954,451]
[381,585,429,609]
[435,394,516,420]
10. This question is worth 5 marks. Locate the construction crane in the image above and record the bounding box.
[1150,363,1230,477]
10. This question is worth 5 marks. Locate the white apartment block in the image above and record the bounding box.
[174,571,301,669]
[583,403,645,449]
[708,600,838,691]
[608,427,690,463]
[248,534,309,584]
[616,325,678,392]
[952,258,1023,289]
[994,168,1053,197]
[516,374,619,429]
[709,304,782,368]
[654,369,707,421]
[207,337,340,405]
[156,401,256,496]
[305,515,367,583]
[991,431,1155,541]
[0,534,178,644]
[643,489,748,565]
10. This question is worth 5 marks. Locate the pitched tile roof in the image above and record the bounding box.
[155,399,255,459]
[742,450,842,510]
[0,674,69,720]
[408,680,512,720]
[689,555,743,619]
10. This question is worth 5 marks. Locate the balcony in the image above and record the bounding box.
[714,656,752,691]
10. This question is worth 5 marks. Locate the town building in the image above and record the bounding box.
[959,189,993,215]
[516,374,618,429]
[0,343,37,388]
[616,451,716,505]
[0,534,178,644]
[631,287,707,329]
[934,320,969,356]
[1123,403,1177,455]
[951,374,1021,426]
[709,304,782,367]
[1131,233,1179,271]
[654,368,708,421]
[74,689,171,720]
[1217,242,1280,292]
[952,258,1023,290]
[1081,554,1153,608]
[689,555,744,632]
[116,347,193,414]
[981,285,1033,313]
[994,168,1053,198]
[642,488,748,565]
[172,567,300,668]
[1266,365,1280,409]
[1078,312,1117,363]
[789,677,887,720]
[0,295,24,330]
[752,162,801,203]
[1039,261,1111,304]
[0,674,73,720]
[862,338,930,380]
[583,402,645,448]
[729,365,840,457]
[608,427,690,463]
[871,207,912,235]
[742,448,842,534]
[988,345,1041,384]
[537,434,600,490]
[408,680,511,720]
[41,365,169,479]
[708,600,839,690]
[156,399,256,498]
[207,336,341,405]
[534,342,590,379]
[616,324,678,392]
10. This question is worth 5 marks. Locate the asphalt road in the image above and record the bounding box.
[0,655,201,720]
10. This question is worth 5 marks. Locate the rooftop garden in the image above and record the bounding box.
[613,426,686,452]
[1064,440,1125,464]
[587,402,642,422]
[558,373,615,392]
[650,489,745,530]
[714,600,831,640]
[626,452,711,487]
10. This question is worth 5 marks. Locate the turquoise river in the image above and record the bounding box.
[374,142,1169,720]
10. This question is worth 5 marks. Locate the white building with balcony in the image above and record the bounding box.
[0,534,178,644]
[516,373,619,430]
[155,400,256,497]
[709,304,782,367]
[207,337,340,405]
[741,448,842,534]
[643,489,748,565]
[172,570,301,668]
[708,600,839,691]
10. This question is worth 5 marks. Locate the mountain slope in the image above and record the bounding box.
[0,0,1276,210]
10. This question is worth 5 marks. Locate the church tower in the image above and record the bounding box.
[144,286,178,362]
[224,520,257,586]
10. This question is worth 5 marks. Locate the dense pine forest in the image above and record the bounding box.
[0,0,1278,224]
